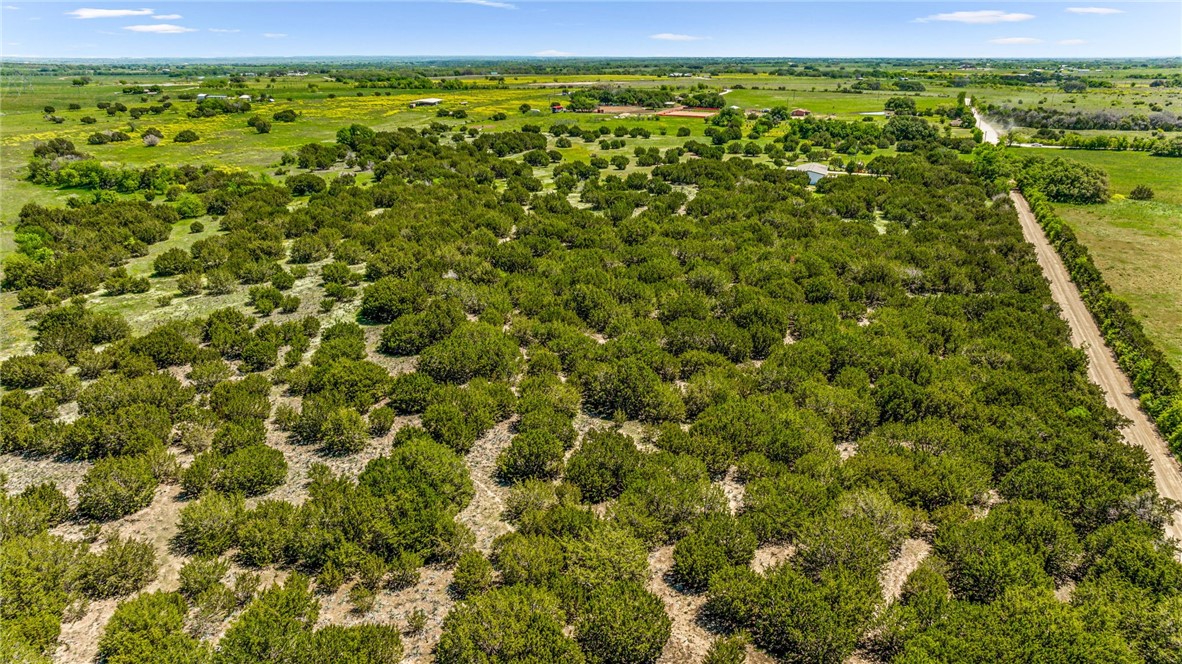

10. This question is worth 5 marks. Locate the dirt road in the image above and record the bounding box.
[970,101,1065,149]
[1010,191,1182,548]
[969,99,1000,145]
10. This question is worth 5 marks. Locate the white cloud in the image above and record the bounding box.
[453,0,515,9]
[123,23,195,33]
[1065,7,1123,14]
[1058,38,1088,45]
[3,6,20,10]
[209,28,239,33]
[917,10,1035,24]
[152,13,181,19]
[650,33,706,41]
[262,32,286,38]
[67,7,154,19]
[534,49,573,57]
[989,37,1042,44]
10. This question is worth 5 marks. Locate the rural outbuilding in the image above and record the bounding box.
[794,162,830,185]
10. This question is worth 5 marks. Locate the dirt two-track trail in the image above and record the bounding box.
[1009,191,1182,550]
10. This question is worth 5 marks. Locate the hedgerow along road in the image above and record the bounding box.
[972,103,1182,552]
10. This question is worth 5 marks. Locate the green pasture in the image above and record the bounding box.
[1023,148,1182,369]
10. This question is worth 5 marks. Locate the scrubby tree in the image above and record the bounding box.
[436,585,582,664]
[577,581,670,664]
[77,455,158,521]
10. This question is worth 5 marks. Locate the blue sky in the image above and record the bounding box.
[2,2,1179,59]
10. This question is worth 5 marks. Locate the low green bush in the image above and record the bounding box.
[178,491,245,556]
[496,430,564,482]
[77,455,157,521]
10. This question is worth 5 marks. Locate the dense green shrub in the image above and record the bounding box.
[496,430,564,482]
[566,524,649,589]
[319,407,369,455]
[493,532,566,588]
[359,276,426,323]
[673,514,757,590]
[368,405,396,437]
[235,499,298,567]
[579,359,685,422]
[452,549,494,598]
[0,353,69,389]
[77,455,158,521]
[0,482,70,539]
[1129,184,1154,201]
[178,491,245,556]
[387,372,438,414]
[614,452,727,544]
[98,591,209,664]
[216,574,319,664]
[418,323,520,384]
[357,435,474,509]
[0,532,82,655]
[577,581,670,664]
[436,585,583,664]
[74,536,157,599]
[286,173,326,195]
[178,556,229,600]
[748,565,880,663]
[565,429,641,502]
[378,298,464,355]
[517,406,577,449]
[218,445,288,495]
[1015,155,1110,203]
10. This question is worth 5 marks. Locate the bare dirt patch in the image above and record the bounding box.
[717,466,745,514]
[647,545,718,664]
[458,418,516,552]
[751,544,795,574]
[0,454,90,502]
[52,484,188,664]
[879,538,931,605]
[314,565,457,663]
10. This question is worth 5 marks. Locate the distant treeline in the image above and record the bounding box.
[983,104,1182,132]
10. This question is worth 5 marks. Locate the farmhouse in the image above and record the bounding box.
[790,108,812,117]
[410,98,444,108]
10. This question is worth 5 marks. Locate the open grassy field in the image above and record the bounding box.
[1022,148,1182,370]
[1,69,958,229]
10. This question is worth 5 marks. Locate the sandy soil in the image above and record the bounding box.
[0,454,90,501]
[52,484,187,664]
[1011,190,1182,551]
[457,418,515,552]
[878,538,931,605]
[648,545,719,664]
